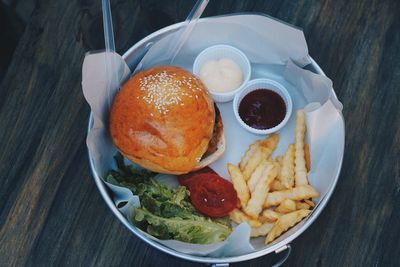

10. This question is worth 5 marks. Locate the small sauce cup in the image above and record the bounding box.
[233,78,293,135]
[193,45,251,102]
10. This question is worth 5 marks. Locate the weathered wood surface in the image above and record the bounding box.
[0,0,399,266]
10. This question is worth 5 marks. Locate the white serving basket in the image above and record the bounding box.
[86,13,345,266]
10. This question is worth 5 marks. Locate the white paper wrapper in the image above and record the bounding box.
[82,14,344,257]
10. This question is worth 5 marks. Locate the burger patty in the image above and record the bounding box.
[202,104,223,159]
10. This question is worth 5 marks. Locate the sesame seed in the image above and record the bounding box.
[139,70,199,114]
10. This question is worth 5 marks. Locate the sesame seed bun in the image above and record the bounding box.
[109,66,225,174]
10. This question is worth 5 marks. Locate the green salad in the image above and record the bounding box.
[106,154,232,244]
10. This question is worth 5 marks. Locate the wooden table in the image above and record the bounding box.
[1,0,399,266]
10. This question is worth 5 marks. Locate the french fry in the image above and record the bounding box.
[275,199,297,214]
[295,201,311,210]
[242,134,279,180]
[229,209,262,227]
[272,161,281,176]
[304,199,315,207]
[245,163,278,218]
[280,144,295,188]
[247,160,268,192]
[271,161,281,186]
[239,143,258,170]
[260,209,282,223]
[304,143,311,172]
[295,110,308,186]
[228,164,250,208]
[258,134,279,158]
[242,150,264,181]
[270,179,286,191]
[275,156,283,166]
[265,209,311,244]
[251,223,274,237]
[264,185,319,208]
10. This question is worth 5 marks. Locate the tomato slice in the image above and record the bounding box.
[177,167,217,189]
[188,173,238,218]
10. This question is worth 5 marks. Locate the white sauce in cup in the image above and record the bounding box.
[199,58,243,93]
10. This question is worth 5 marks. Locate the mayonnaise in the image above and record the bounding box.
[199,58,243,93]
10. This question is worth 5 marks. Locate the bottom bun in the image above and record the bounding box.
[195,134,226,170]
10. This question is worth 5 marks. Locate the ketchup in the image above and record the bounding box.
[239,89,286,130]
[177,167,238,218]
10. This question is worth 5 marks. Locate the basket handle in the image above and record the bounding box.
[272,244,292,267]
[209,244,292,267]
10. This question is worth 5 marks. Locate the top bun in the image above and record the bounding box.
[109,66,217,174]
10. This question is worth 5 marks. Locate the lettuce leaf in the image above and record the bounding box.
[133,208,231,244]
[106,154,232,244]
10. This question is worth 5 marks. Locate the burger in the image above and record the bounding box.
[109,66,225,174]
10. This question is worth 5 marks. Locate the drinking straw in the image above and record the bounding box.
[101,0,119,110]
[167,0,210,64]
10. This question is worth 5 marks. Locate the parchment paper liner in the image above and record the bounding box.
[82,14,344,257]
